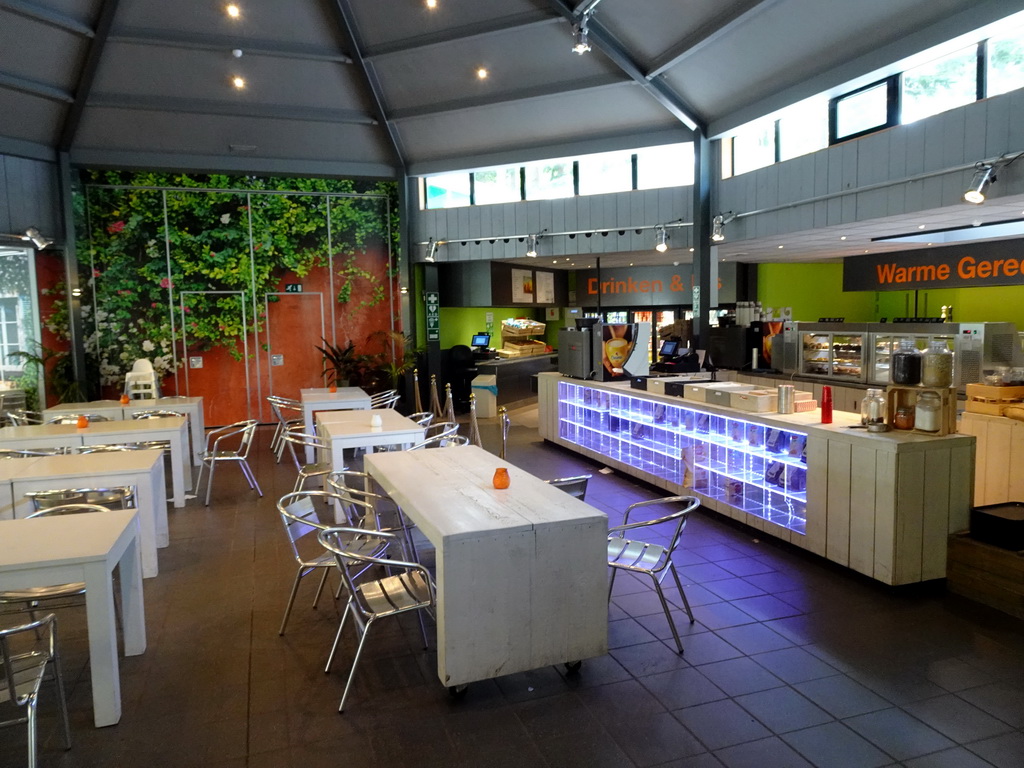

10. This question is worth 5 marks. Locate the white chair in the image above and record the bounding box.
[195,420,262,505]
[0,614,72,768]
[124,359,159,400]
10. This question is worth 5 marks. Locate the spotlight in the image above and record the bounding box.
[526,234,539,257]
[711,216,725,242]
[22,227,53,249]
[964,162,996,204]
[425,238,438,263]
[572,13,592,55]
[654,226,669,253]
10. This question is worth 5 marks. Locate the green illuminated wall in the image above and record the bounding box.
[438,307,554,348]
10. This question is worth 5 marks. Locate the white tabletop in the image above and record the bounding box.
[318,408,423,438]
[0,507,137,569]
[16,449,167,480]
[0,423,82,440]
[43,400,124,414]
[300,387,372,406]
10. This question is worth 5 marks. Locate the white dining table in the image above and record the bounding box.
[0,416,191,507]
[3,451,168,579]
[42,396,206,467]
[299,387,371,462]
[364,446,608,688]
[0,509,146,727]
[316,409,425,470]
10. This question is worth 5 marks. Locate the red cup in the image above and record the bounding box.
[821,385,833,424]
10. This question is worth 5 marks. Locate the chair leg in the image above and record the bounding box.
[338,618,374,713]
[653,576,684,654]
[325,598,353,673]
[194,460,206,503]
[241,460,263,497]
[204,460,217,506]
[668,562,695,624]
[607,566,619,603]
[26,696,37,768]
[279,568,304,635]
[311,566,329,609]
[52,656,71,750]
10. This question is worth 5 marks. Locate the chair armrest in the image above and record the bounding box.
[620,495,699,526]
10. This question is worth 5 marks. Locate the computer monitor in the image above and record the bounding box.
[659,340,679,357]
[471,333,490,348]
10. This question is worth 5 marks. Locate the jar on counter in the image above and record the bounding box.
[894,405,915,430]
[861,388,888,431]
[921,339,953,387]
[891,338,921,385]
[915,391,942,433]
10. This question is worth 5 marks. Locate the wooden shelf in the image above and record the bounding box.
[885,384,957,436]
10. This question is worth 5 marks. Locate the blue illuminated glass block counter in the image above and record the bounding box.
[536,372,976,585]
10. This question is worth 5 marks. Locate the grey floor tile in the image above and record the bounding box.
[715,623,794,655]
[729,594,806,621]
[794,675,891,719]
[735,686,834,733]
[843,708,956,762]
[751,647,839,684]
[964,730,1024,768]
[714,736,815,768]
[903,746,1004,768]
[696,657,785,697]
[641,667,728,710]
[605,711,707,766]
[673,699,772,751]
[903,693,1016,743]
[957,682,1024,728]
[701,577,768,601]
[674,630,746,666]
[692,602,758,630]
[610,640,692,678]
[782,722,893,768]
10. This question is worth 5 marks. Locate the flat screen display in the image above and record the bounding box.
[659,340,679,357]
[471,333,490,347]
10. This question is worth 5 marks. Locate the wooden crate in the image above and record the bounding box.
[886,385,956,436]
[947,532,1024,620]
[965,383,1024,416]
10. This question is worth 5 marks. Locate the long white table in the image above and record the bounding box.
[42,397,206,467]
[0,416,191,507]
[299,387,371,462]
[316,409,424,470]
[0,509,146,727]
[2,451,167,578]
[364,446,608,687]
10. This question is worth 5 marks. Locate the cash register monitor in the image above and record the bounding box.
[659,340,679,358]
[471,333,490,350]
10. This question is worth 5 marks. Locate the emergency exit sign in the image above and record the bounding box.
[284,284,302,293]
[425,291,440,342]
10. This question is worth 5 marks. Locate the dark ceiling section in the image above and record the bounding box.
[0,0,1009,178]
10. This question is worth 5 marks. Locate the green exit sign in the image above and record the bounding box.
[285,284,302,293]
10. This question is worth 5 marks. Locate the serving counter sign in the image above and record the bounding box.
[843,239,1024,291]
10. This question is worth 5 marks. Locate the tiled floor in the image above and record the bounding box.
[4,408,1024,768]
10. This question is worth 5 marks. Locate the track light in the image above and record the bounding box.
[711,212,736,243]
[964,162,996,204]
[654,226,668,252]
[526,234,539,257]
[0,227,53,249]
[425,237,438,262]
[572,13,592,55]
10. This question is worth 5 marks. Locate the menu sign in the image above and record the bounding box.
[843,239,1024,291]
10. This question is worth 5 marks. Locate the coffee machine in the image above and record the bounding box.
[559,319,650,381]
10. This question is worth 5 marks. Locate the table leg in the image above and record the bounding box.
[119,532,147,657]
[169,430,187,507]
[82,560,122,727]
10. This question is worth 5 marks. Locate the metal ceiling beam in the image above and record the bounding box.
[647,0,786,79]
[110,27,352,64]
[59,0,120,152]
[327,0,406,171]
[363,12,561,58]
[390,74,626,120]
[545,0,704,133]
[0,0,94,37]
[573,0,606,18]
[0,70,73,102]
[87,93,378,126]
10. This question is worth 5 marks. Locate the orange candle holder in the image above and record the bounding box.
[76,414,89,429]
[120,394,130,405]
[328,384,338,393]
[492,467,510,489]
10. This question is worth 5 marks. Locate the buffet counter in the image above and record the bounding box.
[537,372,975,585]
[477,353,557,406]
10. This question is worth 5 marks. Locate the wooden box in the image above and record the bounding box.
[729,389,778,412]
[965,383,1024,416]
[947,532,1024,620]
[685,382,753,403]
[886,385,957,436]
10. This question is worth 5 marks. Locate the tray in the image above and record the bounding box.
[966,383,1024,416]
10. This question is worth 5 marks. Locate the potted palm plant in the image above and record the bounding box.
[315,338,365,388]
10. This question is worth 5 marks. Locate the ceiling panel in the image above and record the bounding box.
[0,90,66,146]
[0,12,91,87]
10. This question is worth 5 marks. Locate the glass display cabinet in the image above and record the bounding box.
[801,331,865,381]
[868,332,955,385]
[557,380,808,535]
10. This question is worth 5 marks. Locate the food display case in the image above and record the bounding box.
[798,324,868,382]
[868,331,954,384]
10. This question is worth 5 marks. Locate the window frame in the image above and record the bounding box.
[828,76,899,145]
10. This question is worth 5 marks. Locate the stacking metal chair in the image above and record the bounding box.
[26,488,135,513]
[0,448,64,459]
[195,419,262,505]
[407,421,462,450]
[75,444,141,454]
[0,614,72,768]
[498,406,511,460]
[326,470,418,561]
[407,411,434,427]
[607,495,701,654]
[267,395,302,462]
[547,474,592,500]
[280,428,332,492]
[369,389,399,409]
[319,526,436,713]
[45,413,110,425]
[274,491,389,636]
[7,410,43,426]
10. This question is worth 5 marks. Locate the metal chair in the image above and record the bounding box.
[74,444,142,454]
[45,413,111,425]
[0,448,65,459]
[0,614,72,768]
[128,409,185,455]
[280,428,332,492]
[407,411,433,427]
[274,491,389,636]
[26,488,135,512]
[319,526,435,713]
[607,496,701,654]
[267,395,302,462]
[7,410,43,426]
[195,420,262,505]
[325,470,418,561]
[369,389,399,409]
[547,474,592,500]
[407,421,462,450]
[498,406,511,460]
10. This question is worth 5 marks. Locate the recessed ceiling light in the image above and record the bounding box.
[777,245,784,249]
[688,247,694,252]
[840,236,847,240]
[476,67,488,80]
[226,4,240,19]
[425,0,437,7]
[231,76,246,89]
[918,224,926,230]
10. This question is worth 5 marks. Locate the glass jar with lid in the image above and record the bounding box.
[921,339,953,388]
[915,390,943,433]
[861,388,888,431]
[891,338,921,385]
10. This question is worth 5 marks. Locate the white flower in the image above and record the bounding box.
[142,340,155,352]
[220,213,231,224]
